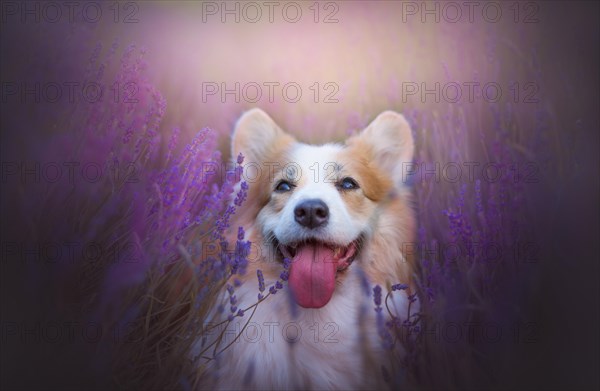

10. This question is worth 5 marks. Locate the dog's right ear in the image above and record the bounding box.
[232,108,295,164]
[348,111,414,187]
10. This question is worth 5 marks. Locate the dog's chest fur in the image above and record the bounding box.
[204,270,392,390]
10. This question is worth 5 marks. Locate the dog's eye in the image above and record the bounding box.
[339,177,359,190]
[275,180,293,193]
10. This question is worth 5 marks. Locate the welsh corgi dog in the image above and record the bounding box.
[195,109,417,390]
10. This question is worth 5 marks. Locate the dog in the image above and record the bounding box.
[194,109,417,390]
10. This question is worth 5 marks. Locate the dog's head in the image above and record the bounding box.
[232,109,414,308]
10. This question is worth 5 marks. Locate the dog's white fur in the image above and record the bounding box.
[193,109,417,390]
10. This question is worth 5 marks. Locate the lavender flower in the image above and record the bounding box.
[257,270,265,292]
[373,285,382,309]
[234,182,249,207]
[475,179,483,214]
[283,257,291,270]
[356,266,371,297]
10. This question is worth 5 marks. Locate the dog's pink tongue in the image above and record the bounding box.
[288,243,337,308]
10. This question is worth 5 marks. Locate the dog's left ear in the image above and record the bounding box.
[232,108,295,165]
[349,111,414,186]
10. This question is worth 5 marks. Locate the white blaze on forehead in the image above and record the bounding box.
[265,142,365,246]
[290,143,343,184]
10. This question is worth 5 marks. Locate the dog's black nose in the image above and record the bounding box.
[294,199,329,229]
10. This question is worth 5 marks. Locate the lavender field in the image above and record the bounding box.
[1,2,598,390]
